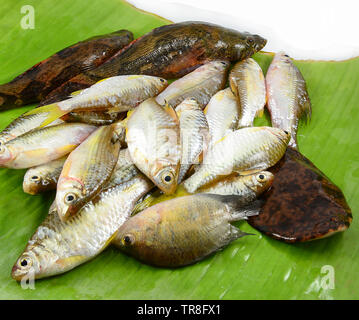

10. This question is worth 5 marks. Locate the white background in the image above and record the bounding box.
[128,0,359,61]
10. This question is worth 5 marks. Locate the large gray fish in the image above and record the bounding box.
[113,193,260,267]
[11,174,153,281]
[265,52,311,149]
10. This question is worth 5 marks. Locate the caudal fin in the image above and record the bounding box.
[24,103,68,128]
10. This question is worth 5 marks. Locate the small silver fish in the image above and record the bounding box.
[156,61,229,108]
[229,58,266,127]
[266,52,311,149]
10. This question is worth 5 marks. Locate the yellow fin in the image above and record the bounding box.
[95,77,110,84]
[163,101,179,123]
[70,89,84,97]
[25,104,69,128]
[235,168,263,176]
[255,108,264,118]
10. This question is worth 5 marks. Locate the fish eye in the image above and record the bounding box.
[247,38,254,45]
[256,173,266,182]
[221,61,227,65]
[64,193,77,204]
[161,171,174,184]
[284,54,289,58]
[160,78,165,83]
[122,234,134,246]
[18,256,32,269]
[31,175,40,182]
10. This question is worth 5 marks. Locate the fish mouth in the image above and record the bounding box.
[254,35,267,52]
[11,265,25,282]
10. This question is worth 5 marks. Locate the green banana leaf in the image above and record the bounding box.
[0,0,358,300]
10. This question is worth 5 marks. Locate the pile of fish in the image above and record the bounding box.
[0,22,351,282]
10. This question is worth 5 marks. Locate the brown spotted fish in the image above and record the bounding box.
[113,193,260,267]
[248,147,352,242]
[0,30,133,110]
[40,21,267,105]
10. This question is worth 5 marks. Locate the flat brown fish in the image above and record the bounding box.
[39,21,266,105]
[0,30,133,110]
[248,147,352,242]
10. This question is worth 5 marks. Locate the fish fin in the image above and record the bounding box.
[126,109,135,119]
[95,77,110,84]
[69,89,84,97]
[235,168,263,176]
[163,100,179,124]
[230,225,255,241]
[197,194,263,220]
[24,104,68,128]
[297,81,312,123]
[255,107,265,118]
[228,199,264,221]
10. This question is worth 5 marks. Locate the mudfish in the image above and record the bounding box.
[0,30,133,110]
[184,127,290,192]
[176,98,209,183]
[0,123,96,169]
[266,52,311,149]
[248,147,352,242]
[126,98,181,194]
[56,124,121,221]
[229,58,266,127]
[113,194,260,267]
[26,75,168,127]
[204,88,240,148]
[156,61,229,108]
[39,21,267,105]
[11,174,153,281]
[23,156,67,195]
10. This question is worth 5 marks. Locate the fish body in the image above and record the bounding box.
[113,193,259,267]
[39,21,266,105]
[0,123,96,169]
[23,156,67,194]
[126,98,181,194]
[26,75,168,127]
[184,127,290,193]
[132,171,273,214]
[0,113,64,145]
[0,30,133,110]
[56,124,121,221]
[204,88,240,148]
[229,58,266,127]
[11,174,153,281]
[106,149,140,189]
[265,52,311,149]
[155,61,229,108]
[176,98,209,183]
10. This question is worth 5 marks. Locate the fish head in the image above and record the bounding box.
[247,171,274,195]
[23,169,44,195]
[152,165,178,195]
[231,32,267,60]
[267,127,291,145]
[0,144,15,167]
[55,178,84,221]
[11,246,61,281]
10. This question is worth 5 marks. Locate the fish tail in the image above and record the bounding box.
[255,107,265,118]
[230,225,255,240]
[24,103,68,127]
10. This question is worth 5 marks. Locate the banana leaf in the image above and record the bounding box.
[0,0,358,300]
